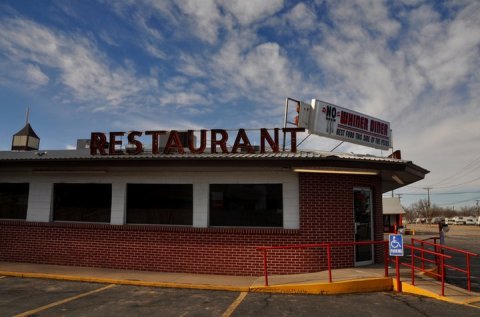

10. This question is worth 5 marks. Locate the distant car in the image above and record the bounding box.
[453,216,466,225]
[414,218,426,224]
[430,217,444,224]
[446,218,455,225]
[465,217,476,225]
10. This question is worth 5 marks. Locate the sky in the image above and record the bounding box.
[0,0,479,210]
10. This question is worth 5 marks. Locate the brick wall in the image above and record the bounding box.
[0,173,383,275]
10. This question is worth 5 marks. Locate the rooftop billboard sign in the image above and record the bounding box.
[297,99,392,151]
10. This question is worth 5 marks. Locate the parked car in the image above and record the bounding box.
[430,217,444,224]
[477,216,480,226]
[453,216,466,225]
[446,218,455,225]
[465,217,476,225]
[414,218,426,224]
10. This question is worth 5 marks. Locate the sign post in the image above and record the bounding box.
[389,234,404,292]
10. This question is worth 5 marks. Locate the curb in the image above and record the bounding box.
[0,271,250,292]
[250,277,393,295]
[393,280,480,308]
[0,270,391,295]
[2,270,479,307]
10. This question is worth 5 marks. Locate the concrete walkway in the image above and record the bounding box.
[0,261,479,308]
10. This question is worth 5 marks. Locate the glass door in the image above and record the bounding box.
[353,188,374,266]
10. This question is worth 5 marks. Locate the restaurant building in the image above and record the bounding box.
[0,124,428,276]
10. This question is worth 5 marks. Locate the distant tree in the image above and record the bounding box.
[409,199,430,220]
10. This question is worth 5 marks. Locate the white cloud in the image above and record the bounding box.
[220,0,284,26]
[411,3,480,90]
[176,0,222,43]
[145,42,167,59]
[286,3,317,31]
[0,17,156,110]
[25,64,49,86]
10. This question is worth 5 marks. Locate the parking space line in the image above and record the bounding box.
[221,291,248,317]
[14,284,116,317]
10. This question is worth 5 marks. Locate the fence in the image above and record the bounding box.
[257,238,479,296]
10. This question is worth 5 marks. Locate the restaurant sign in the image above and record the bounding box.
[306,100,392,150]
[90,128,304,155]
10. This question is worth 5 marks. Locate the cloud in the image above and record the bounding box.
[176,0,222,44]
[220,0,284,26]
[0,16,156,110]
[25,64,49,86]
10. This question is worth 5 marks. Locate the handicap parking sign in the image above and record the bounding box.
[389,234,404,256]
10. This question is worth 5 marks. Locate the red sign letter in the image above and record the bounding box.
[109,132,125,155]
[145,130,167,154]
[90,132,107,155]
[211,129,229,154]
[260,128,279,153]
[231,129,254,153]
[164,130,185,154]
[126,131,143,155]
[282,128,305,153]
[188,130,207,154]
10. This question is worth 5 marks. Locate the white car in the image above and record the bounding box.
[465,217,476,225]
[453,216,466,225]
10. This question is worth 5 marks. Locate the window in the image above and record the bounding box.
[0,183,29,220]
[53,183,111,222]
[210,184,283,227]
[126,184,193,225]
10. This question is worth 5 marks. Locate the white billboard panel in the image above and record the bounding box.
[308,99,392,150]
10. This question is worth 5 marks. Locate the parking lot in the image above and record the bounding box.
[1,276,479,317]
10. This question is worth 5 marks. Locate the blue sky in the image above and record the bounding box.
[0,0,479,209]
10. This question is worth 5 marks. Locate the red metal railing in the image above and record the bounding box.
[412,237,479,292]
[257,238,478,296]
[256,240,389,287]
[391,243,451,295]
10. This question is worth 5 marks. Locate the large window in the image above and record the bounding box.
[53,183,111,222]
[0,183,29,220]
[126,184,193,225]
[210,184,283,227]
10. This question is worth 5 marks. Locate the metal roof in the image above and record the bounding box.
[0,148,429,194]
[383,197,406,215]
[0,148,409,163]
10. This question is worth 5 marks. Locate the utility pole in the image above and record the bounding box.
[423,187,432,220]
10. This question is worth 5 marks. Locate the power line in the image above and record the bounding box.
[431,153,480,187]
[432,176,480,189]
[396,191,480,196]
[437,195,480,206]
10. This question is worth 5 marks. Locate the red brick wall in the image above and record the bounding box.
[0,174,384,275]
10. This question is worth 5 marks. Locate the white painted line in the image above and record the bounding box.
[221,291,248,317]
[14,284,116,317]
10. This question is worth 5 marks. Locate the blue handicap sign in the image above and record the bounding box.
[389,234,404,256]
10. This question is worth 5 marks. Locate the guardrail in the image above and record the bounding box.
[257,238,478,296]
[256,240,389,287]
[391,243,451,295]
[412,237,479,292]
